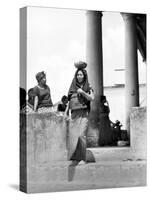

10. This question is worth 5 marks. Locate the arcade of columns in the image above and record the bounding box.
[86,11,140,141]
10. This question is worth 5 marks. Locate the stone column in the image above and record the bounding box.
[86,11,103,146]
[121,13,139,136]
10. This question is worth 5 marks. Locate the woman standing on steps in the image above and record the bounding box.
[65,61,94,165]
[99,95,113,146]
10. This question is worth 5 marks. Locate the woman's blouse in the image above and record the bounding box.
[29,85,53,108]
[69,86,93,111]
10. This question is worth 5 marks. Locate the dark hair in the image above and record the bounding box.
[100,95,106,102]
[115,120,121,125]
[75,68,87,84]
[61,95,68,102]
[35,71,46,83]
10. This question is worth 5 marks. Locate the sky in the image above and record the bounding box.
[24,6,146,103]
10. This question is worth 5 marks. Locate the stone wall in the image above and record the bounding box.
[130,106,147,159]
[26,113,68,166]
[89,106,147,162]
[20,106,146,193]
[20,112,68,192]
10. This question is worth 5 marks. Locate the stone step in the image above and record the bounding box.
[86,146,146,162]
[26,160,146,193]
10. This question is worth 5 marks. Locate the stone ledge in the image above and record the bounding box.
[87,146,146,162]
[26,160,146,193]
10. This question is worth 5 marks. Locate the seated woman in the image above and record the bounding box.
[99,95,113,146]
[66,61,94,165]
[28,71,53,113]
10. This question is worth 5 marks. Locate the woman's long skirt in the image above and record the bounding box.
[67,109,88,161]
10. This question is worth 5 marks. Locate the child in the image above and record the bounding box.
[112,120,122,144]
[57,95,68,112]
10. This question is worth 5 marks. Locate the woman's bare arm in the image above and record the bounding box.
[77,88,94,101]
[34,96,38,111]
[64,102,70,116]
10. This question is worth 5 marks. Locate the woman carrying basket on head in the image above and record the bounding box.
[65,61,94,165]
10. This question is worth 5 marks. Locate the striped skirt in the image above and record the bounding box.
[67,109,89,161]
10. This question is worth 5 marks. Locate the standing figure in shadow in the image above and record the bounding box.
[66,61,94,165]
[20,87,26,110]
[99,95,113,146]
[28,71,53,113]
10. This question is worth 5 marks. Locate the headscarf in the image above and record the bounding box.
[68,62,91,111]
[100,95,106,103]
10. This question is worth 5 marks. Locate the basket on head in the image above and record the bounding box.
[74,61,87,69]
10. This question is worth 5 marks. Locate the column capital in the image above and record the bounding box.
[86,10,103,17]
[121,13,136,22]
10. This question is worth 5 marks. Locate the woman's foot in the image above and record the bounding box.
[78,160,86,165]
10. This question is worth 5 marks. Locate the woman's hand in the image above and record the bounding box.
[64,114,70,121]
[77,88,84,94]
[79,89,94,101]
